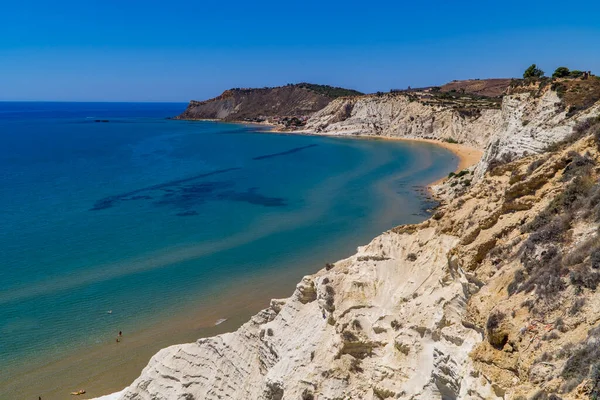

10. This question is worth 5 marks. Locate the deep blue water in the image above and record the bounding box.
[0,102,457,380]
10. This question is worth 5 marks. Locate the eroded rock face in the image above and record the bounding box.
[119,226,498,400]
[432,135,600,399]
[305,93,501,149]
[474,90,600,179]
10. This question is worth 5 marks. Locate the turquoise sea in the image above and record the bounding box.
[0,102,457,398]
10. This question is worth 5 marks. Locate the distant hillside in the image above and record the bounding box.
[440,78,512,97]
[294,83,363,99]
[175,83,362,121]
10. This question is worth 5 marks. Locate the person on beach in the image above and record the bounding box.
[119,330,122,336]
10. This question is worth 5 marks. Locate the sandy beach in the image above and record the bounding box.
[6,267,308,400]
[398,138,482,171]
[179,120,485,176]
[350,135,483,171]
[255,121,484,173]
[289,130,484,189]
[387,137,483,186]
[268,126,484,183]
[309,132,483,184]
[356,136,483,187]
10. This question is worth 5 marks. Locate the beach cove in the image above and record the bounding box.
[0,102,475,399]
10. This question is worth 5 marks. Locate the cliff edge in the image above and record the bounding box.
[112,77,600,400]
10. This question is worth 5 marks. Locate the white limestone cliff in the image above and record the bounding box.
[474,91,600,178]
[304,93,502,149]
[305,88,600,181]
[118,226,498,400]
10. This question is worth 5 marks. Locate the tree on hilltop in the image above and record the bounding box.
[569,70,584,78]
[523,64,545,79]
[552,66,570,78]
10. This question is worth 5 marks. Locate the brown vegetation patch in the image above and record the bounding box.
[440,79,512,98]
[552,78,600,117]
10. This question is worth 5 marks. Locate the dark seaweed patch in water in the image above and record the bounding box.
[91,167,286,214]
[69,119,141,124]
[217,187,286,207]
[252,144,317,160]
[90,167,241,210]
[212,128,255,135]
[176,210,199,217]
[124,195,152,201]
[153,181,233,209]
[90,199,115,210]
[156,184,286,211]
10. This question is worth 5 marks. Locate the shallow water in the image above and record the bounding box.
[0,102,457,399]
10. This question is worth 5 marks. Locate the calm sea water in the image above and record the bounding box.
[0,102,456,396]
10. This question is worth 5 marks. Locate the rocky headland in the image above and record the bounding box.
[174,83,362,126]
[108,76,600,399]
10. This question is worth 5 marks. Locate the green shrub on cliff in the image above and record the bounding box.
[553,67,570,78]
[569,70,584,78]
[523,64,545,79]
[296,83,363,98]
[552,67,587,79]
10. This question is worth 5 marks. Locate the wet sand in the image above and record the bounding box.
[255,122,483,173]
[3,266,307,400]
[262,126,483,182]
[340,135,483,174]
[324,134,483,185]
[400,138,483,186]
[404,139,482,171]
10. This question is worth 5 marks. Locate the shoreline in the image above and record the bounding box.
[171,117,484,176]
[316,134,483,171]
[174,116,484,198]
[85,122,482,400]
[316,134,483,191]
[240,120,484,184]
[9,257,325,400]
[203,118,484,175]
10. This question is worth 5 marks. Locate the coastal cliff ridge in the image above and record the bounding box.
[109,76,600,400]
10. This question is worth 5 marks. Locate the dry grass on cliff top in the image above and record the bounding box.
[509,76,600,118]
[552,78,600,117]
[440,78,512,98]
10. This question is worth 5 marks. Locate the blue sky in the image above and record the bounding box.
[1,0,599,101]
